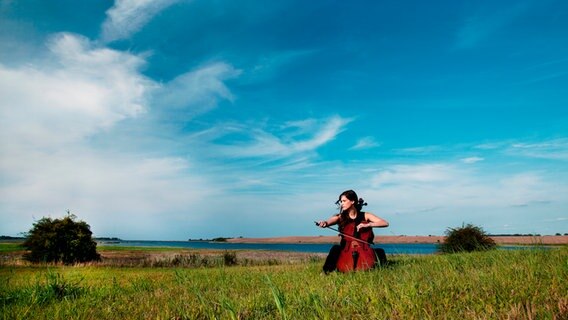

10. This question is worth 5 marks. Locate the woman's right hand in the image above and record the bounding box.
[317,221,328,228]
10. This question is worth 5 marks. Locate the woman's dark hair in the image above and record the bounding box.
[337,190,367,229]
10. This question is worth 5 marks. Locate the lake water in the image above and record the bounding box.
[100,240,437,254]
[98,240,527,255]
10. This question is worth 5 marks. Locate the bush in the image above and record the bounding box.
[22,213,101,264]
[439,223,496,253]
[223,251,237,266]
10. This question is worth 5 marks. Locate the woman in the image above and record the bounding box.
[316,190,389,273]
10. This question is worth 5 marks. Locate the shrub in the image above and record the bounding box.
[439,223,496,253]
[22,213,101,264]
[223,251,237,266]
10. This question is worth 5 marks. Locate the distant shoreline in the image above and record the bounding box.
[227,235,568,245]
[3,235,566,246]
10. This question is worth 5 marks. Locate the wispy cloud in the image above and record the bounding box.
[513,71,568,86]
[198,116,352,159]
[101,0,183,43]
[523,57,568,71]
[474,142,508,150]
[154,62,241,118]
[244,49,317,84]
[393,145,443,155]
[496,173,561,208]
[371,164,458,187]
[507,138,568,160]
[455,3,530,49]
[350,136,381,150]
[472,138,568,161]
[461,156,484,164]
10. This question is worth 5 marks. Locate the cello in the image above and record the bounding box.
[316,198,378,272]
[335,210,376,272]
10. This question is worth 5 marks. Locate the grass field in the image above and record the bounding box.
[1,245,566,319]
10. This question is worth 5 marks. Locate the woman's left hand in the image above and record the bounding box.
[356,223,370,231]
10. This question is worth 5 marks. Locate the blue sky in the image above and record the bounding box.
[1,0,567,240]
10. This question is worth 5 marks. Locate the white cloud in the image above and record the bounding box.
[364,162,566,216]
[474,142,506,150]
[0,148,215,239]
[0,32,241,239]
[101,0,183,43]
[356,161,567,235]
[350,136,381,150]
[461,156,484,164]
[0,33,153,148]
[371,164,458,187]
[199,116,352,159]
[507,138,568,160]
[498,173,551,207]
[394,145,443,155]
[154,62,241,117]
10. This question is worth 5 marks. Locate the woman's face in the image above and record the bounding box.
[339,195,355,211]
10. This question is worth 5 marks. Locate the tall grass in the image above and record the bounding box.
[1,247,566,319]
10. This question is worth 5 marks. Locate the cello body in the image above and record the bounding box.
[336,217,376,272]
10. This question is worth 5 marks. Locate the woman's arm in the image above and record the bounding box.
[357,212,389,230]
[317,214,340,228]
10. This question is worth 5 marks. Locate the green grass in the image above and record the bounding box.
[0,243,23,253]
[1,242,191,253]
[1,247,566,319]
[96,245,186,252]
